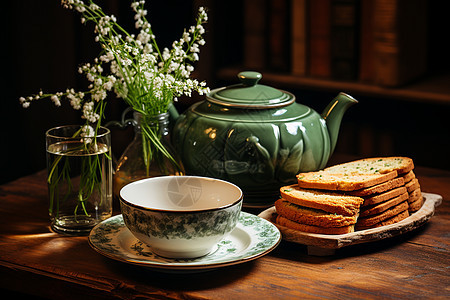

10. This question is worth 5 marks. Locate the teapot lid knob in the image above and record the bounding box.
[238,71,262,86]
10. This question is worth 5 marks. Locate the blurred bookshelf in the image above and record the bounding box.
[216,68,450,105]
[199,0,450,105]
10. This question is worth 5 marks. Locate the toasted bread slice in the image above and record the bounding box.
[357,201,409,227]
[360,192,409,217]
[362,186,408,206]
[324,157,414,175]
[408,187,422,204]
[401,170,416,183]
[406,178,420,193]
[275,199,359,228]
[280,184,364,216]
[356,210,410,230]
[349,177,405,196]
[296,170,398,191]
[276,215,355,234]
[409,196,424,213]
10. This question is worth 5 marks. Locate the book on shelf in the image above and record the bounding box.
[308,0,331,78]
[330,0,360,80]
[243,0,268,69]
[372,0,428,87]
[268,0,290,72]
[359,0,375,83]
[291,0,308,76]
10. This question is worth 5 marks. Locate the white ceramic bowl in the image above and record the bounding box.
[119,176,243,258]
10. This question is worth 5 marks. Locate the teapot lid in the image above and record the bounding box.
[207,71,295,108]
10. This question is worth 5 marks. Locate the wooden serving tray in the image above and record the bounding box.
[258,192,442,256]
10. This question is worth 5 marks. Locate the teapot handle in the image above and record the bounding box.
[105,107,137,129]
[103,107,137,171]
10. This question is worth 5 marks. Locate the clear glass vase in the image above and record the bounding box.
[113,111,185,199]
[46,125,113,235]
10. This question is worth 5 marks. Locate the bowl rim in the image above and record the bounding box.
[119,175,243,213]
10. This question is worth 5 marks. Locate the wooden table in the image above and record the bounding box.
[1,161,449,299]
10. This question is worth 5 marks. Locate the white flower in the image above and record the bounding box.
[87,73,95,82]
[51,95,61,106]
[81,124,95,145]
[120,57,132,66]
[162,48,171,61]
[100,51,114,62]
[82,101,100,123]
[103,76,116,91]
[67,92,82,110]
[196,24,205,35]
[81,124,95,137]
[89,3,100,11]
[182,32,190,43]
[191,43,200,53]
[76,5,85,13]
[137,30,151,44]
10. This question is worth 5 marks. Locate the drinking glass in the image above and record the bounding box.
[46,125,113,235]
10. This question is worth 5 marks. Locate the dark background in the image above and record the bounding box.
[3,0,450,185]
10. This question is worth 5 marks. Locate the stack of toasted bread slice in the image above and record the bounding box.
[275,186,364,234]
[275,157,422,234]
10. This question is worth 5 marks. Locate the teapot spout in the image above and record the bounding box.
[321,92,358,155]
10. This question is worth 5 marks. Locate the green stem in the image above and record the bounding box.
[140,121,182,173]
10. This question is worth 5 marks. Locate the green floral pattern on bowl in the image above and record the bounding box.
[120,201,241,240]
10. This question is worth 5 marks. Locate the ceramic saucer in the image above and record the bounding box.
[88,212,281,272]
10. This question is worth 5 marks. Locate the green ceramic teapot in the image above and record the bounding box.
[170,71,357,207]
